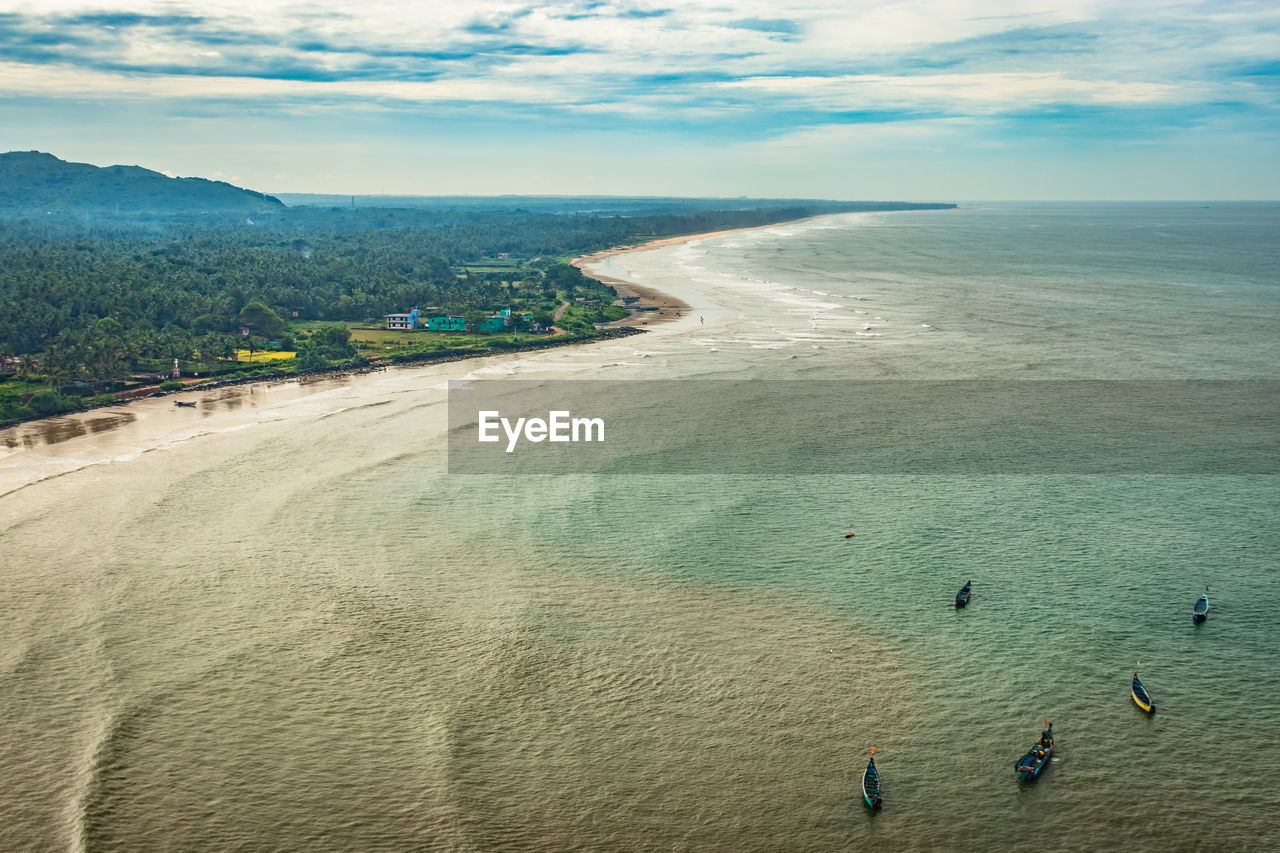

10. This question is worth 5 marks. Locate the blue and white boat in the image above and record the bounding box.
[1193,587,1209,623]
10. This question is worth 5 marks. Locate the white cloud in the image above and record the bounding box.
[2,0,1279,199]
[0,60,580,107]
[1,0,1277,121]
[717,71,1188,114]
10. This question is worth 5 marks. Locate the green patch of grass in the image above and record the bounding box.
[290,320,362,335]
[0,376,45,396]
[353,328,553,360]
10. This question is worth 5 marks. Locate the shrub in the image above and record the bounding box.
[28,390,79,416]
[159,380,183,391]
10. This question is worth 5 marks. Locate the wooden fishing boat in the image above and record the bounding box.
[174,400,197,408]
[1131,667,1155,713]
[955,581,971,607]
[862,747,882,809]
[1193,587,1209,623]
[1014,721,1053,781]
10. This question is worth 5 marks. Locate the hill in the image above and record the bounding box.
[0,151,284,217]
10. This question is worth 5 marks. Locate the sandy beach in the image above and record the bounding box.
[0,217,812,470]
[572,222,814,328]
[0,213,838,496]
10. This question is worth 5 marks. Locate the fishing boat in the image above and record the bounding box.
[1014,721,1053,781]
[174,400,197,408]
[1131,665,1155,713]
[862,747,882,809]
[955,581,972,607]
[844,531,857,539]
[1193,587,1209,623]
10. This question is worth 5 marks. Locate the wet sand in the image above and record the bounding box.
[572,225,796,328]
[576,272,690,328]
[571,217,830,326]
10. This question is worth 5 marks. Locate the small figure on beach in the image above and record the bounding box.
[701,315,705,324]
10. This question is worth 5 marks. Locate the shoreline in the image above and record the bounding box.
[0,327,645,439]
[2,214,830,442]
[571,219,823,328]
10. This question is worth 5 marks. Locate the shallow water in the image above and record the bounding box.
[1,204,1277,850]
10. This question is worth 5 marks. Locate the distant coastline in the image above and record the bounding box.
[2,214,843,434]
[0,208,940,436]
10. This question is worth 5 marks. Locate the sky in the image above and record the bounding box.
[0,0,1277,199]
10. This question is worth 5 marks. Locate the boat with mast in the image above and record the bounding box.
[862,747,882,809]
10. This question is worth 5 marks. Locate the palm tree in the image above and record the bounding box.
[41,350,71,391]
[17,354,40,382]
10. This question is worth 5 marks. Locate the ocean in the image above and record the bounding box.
[1,203,1277,850]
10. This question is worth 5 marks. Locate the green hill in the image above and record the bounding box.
[0,151,284,217]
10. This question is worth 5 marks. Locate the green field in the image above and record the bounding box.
[346,324,550,359]
[234,350,296,362]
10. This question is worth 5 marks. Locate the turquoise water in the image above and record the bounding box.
[1,204,1277,850]
[521,474,1280,845]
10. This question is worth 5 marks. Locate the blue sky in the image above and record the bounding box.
[1,1,1277,199]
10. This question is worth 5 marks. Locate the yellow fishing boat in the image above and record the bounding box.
[1132,665,1155,713]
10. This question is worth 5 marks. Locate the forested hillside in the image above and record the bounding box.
[0,151,283,216]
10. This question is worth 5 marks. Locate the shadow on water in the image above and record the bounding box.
[3,373,358,451]
[1,412,137,448]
